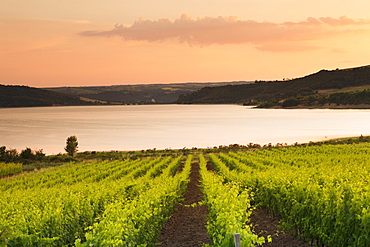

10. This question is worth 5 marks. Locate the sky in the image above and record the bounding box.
[1,0,370,87]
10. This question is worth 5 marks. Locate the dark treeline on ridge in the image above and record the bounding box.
[0,84,94,108]
[46,81,250,105]
[176,65,370,108]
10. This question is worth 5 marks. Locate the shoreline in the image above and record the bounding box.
[262,104,370,109]
[3,102,370,110]
[69,134,370,156]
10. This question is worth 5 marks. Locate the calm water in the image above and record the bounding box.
[0,105,369,154]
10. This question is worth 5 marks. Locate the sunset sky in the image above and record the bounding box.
[1,0,370,87]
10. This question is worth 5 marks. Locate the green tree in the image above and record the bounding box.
[35,149,45,161]
[0,146,6,157]
[282,98,300,107]
[65,136,78,156]
[20,147,34,160]
[5,148,18,162]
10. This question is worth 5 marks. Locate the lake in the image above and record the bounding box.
[0,105,369,154]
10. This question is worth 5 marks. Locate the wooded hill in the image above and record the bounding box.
[46,81,251,104]
[176,65,370,108]
[4,65,370,108]
[0,84,93,108]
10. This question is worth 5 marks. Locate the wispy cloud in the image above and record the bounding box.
[80,14,370,52]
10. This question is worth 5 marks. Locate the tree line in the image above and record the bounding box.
[271,90,370,108]
[0,136,79,163]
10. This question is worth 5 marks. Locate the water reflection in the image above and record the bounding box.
[0,105,369,154]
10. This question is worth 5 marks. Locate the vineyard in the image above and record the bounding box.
[1,143,370,246]
[0,163,22,177]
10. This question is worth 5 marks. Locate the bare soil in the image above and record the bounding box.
[250,208,310,247]
[156,162,212,246]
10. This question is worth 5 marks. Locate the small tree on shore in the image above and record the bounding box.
[65,136,78,156]
[20,147,34,160]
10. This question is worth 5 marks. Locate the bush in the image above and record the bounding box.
[282,98,300,107]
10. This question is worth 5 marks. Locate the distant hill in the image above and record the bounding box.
[5,65,370,108]
[176,65,370,108]
[46,81,252,104]
[0,84,93,108]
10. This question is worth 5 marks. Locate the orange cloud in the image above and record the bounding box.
[80,14,370,51]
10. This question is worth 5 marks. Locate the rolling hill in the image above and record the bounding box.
[0,84,94,108]
[176,65,370,108]
[4,65,370,108]
[46,81,251,104]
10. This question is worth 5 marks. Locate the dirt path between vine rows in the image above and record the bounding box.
[156,161,212,246]
[157,161,310,247]
[250,208,310,247]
